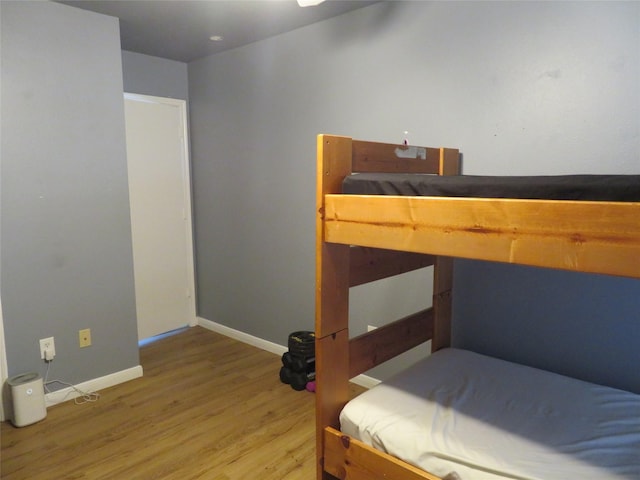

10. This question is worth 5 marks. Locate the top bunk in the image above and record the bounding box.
[317,134,640,279]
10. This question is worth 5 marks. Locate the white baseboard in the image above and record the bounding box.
[197,317,288,356]
[196,317,379,389]
[45,365,143,407]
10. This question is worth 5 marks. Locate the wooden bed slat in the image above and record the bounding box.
[349,308,434,378]
[349,247,435,287]
[324,195,640,278]
[352,139,441,174]
[324,427,441,480]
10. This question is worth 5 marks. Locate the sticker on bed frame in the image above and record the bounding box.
[395,145,427,159]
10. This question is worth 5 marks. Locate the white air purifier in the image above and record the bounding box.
[8,372,47,427]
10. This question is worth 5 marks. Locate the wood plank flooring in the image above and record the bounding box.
[1,326,363,480]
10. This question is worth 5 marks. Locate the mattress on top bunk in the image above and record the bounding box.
[342,174,640,200]
[340,348,640,480]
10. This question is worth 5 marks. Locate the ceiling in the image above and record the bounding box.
[58,0,378,63]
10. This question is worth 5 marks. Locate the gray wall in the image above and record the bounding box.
[189,1,639,390]
[454,261,640,392]
[122,50,189,100]
[1,2,139,386]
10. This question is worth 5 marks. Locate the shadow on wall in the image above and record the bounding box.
[319,1,407,47]
[452,259,640,394]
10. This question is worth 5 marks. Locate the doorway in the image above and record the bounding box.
[124,93,196,341]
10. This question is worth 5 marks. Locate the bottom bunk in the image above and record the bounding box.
[332,348,640,480]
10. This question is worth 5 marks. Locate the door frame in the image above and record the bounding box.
[124,93,197,337]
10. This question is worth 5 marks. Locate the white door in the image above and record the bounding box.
[124,94,196,341]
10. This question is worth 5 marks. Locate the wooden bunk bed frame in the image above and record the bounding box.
[314,134,640,480]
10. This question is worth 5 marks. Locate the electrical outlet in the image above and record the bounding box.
[79,328,92,348]
[39,337,55,360]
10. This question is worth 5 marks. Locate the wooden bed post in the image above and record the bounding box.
[432,256,453,352]
[316,135,352,480]
[432,148,459,352]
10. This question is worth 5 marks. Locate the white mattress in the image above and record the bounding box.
[340,348,640,479]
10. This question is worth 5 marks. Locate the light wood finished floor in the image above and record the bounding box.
[1,326,363,480]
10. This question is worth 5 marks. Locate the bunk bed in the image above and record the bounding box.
[314,134,640,480]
